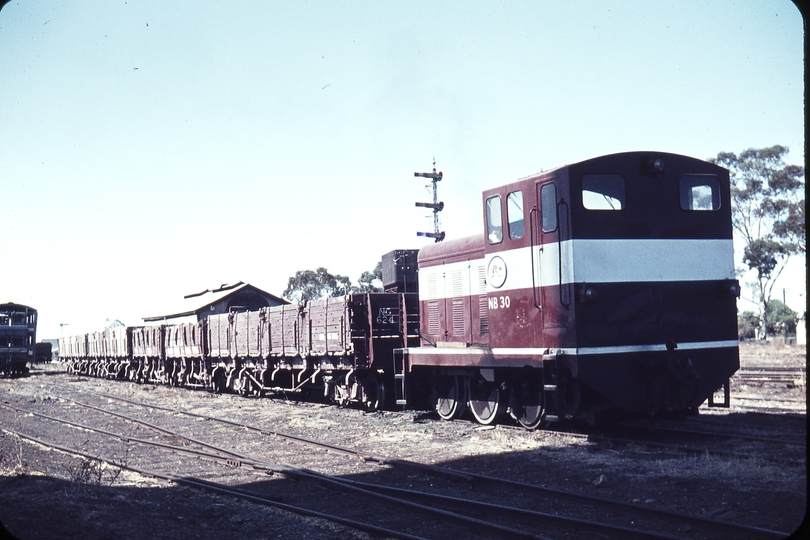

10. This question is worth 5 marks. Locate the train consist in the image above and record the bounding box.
[61,293,419,410]
[60,151,740,427]
[1,303,37,377]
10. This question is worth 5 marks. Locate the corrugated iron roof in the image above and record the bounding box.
[142,282,287,322]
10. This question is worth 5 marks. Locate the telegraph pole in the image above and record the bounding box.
[414,160,445,242]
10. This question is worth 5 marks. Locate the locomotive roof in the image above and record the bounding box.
[515,151,724,182]
[418,234,484,265]
[0,302,36,313]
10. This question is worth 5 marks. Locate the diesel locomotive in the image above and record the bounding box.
[0,303,37,377]
[60,151,740,427]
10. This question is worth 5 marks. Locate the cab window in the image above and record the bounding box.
[486,196,503,244]
[541,183,557,232]
[582,174,625,210]
[507,191,524,239]
[679,175,720,211]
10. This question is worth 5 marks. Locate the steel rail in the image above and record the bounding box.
[0,425,428,540]
[0,402,247,465]
[0,402,549,540]
[634,424,806,447]
[90,389,789,539]
[336,477,691,540]
[579,428,806,466]
[0,400,693,540]
[96,391,477,481]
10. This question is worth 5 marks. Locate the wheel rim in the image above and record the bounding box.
[515,380,545,430]
[435,375,467,420]
[360,373,385,411]
[468,376,504,425]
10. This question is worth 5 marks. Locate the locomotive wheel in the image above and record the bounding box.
[468,375,505,425]
[434,375,467,420]
[514,379,546,430]
[360,373,385,412]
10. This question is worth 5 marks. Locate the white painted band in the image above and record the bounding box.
[404,340,738,358]
[418,238,735,300]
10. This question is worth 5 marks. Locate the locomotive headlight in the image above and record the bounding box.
[728,281,741,298]
[643,157,666,175]
[718,279,741,298]
[577,285,597,303]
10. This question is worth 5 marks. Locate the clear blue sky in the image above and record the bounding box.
[0,1,804,338]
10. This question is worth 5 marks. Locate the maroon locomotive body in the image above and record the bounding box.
[397,151,740,427]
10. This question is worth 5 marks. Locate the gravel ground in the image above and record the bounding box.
[0,341,806,539]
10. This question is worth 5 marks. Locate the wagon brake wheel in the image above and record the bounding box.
[435,375,467,420]
[468,375,505,425]
[360,373,385,412]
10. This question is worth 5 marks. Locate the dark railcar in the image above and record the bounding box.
[35,342,53,363]
[0,303,37,376]
[219,293,420,408]
[397,152,740,427]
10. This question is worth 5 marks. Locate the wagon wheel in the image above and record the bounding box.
[468,375,505,425]
[513,378,546,430]
[237,372,253,397]
[434,375,467,420]
[167,362,178,387]
[211,368,226,394]
[360,373,386,412]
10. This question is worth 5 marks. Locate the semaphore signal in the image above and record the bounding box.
[414,160,445,242]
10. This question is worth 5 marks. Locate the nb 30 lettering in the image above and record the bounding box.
[488,296,511,310]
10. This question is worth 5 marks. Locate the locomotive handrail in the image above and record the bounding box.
[529,206,541,310]
[557,199,570,308]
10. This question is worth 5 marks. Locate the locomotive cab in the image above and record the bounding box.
[407,151,740,427]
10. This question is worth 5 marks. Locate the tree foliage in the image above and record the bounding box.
[710,145,804,337]
[282,263,383,303]
[355,262,383,294]
[737,311,760,340]
[282,267,353,303]
[764,299,798,336]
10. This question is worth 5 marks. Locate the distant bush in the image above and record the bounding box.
[738,311,760,340]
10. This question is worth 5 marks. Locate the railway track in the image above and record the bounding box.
[733,366,806,387]
[0,382,791,540]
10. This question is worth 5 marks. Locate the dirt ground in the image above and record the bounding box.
[0,340,806,539]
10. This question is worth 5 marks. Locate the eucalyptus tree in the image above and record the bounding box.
[710,145,804,337]
[282,267,353,303]
[282,263,382,303]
